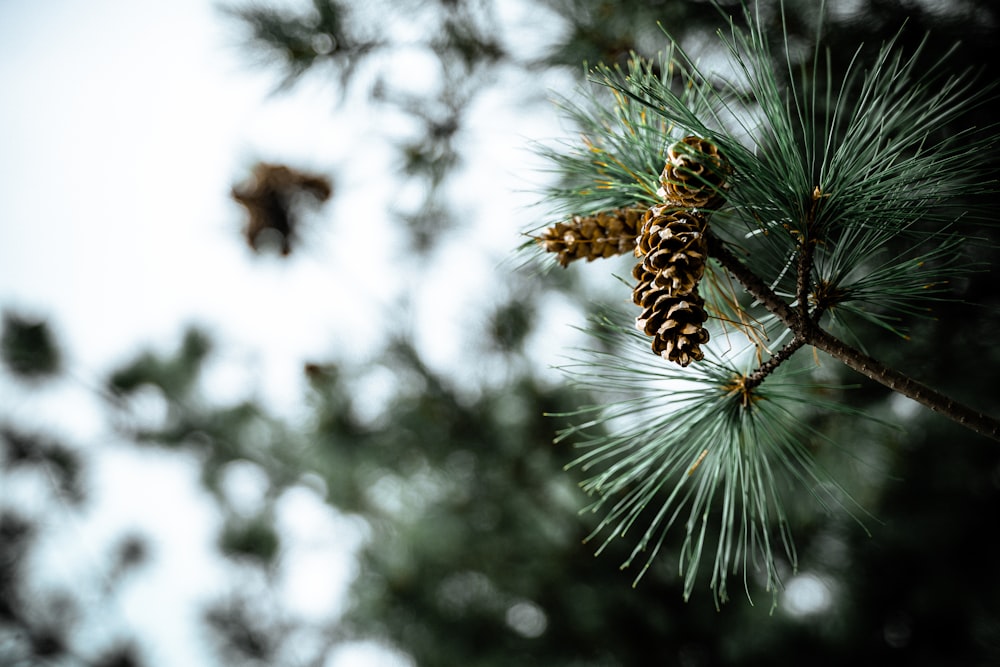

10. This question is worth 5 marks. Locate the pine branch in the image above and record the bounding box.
[807,329,1000,441]
[707,233,1000,441]
[532,2,1000,603]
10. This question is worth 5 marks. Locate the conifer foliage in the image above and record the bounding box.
[532,3,1000,602]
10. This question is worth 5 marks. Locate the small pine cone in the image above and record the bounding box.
[538,206,644,267]
[633,269,711,367]
[658,136,730,210]
[232,162,333,256]
[635,206,708,296]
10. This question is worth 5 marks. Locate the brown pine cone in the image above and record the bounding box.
[635,206,708,296]
[633,269,710,366]
[538,206,645,267]
[658,136,730,210]
[232,162,333,256]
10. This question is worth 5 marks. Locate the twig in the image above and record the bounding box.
[743,336,806,391]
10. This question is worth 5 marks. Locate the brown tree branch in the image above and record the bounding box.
[706,233,1000,442]
[808,327,1000,441]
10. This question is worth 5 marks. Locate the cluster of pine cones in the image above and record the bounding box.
[538,136,730,366]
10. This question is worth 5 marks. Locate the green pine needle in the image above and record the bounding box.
[552,316,868,605]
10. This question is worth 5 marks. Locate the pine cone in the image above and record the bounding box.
[635,206,708,296]
[538,206,645,267]
[633,264,711,366]
[232,162,333,256]
[658,136,730,210]
[631,206,711,366]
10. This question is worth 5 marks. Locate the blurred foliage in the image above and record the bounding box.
[1,425,85,504]
[2,0,1000,666]
[222,0,383,92]
[108,326,212,398]
[219,512,282,563]
[204,591,289,666]
[1,310,62,380]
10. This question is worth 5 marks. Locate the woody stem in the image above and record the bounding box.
[743,337,806,391]
[706,233,1000,442]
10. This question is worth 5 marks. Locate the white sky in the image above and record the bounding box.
[0,0,582,409]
